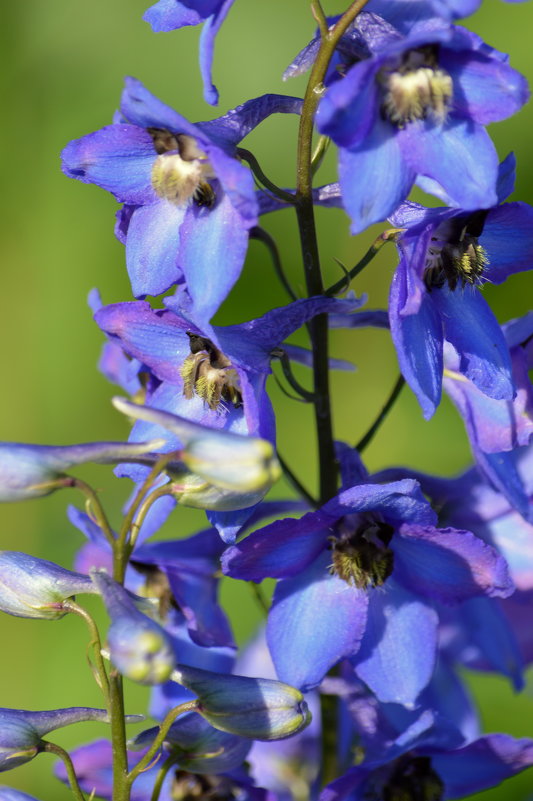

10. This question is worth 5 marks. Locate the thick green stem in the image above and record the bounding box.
[127,701,199,787]
[296,0,372,783]
[109,672,130,801]
[42,741,86,801]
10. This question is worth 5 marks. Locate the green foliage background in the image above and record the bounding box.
[0,1,532,798]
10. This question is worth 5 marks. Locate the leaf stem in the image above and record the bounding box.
[326,228,402,296]
[356,374,405,453]
[237,148,296,204]
[42,741,86,801]
[64,600,110,706]
[250,226,298,302]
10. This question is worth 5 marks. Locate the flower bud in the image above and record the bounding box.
[0,787,41,800]
[0,551,97,620]
[0,707,140,772]
[0,440,164,502]
[129,711,251,773]
[171,665,311,741]
[91,569,175,684]
[112,398,281,495]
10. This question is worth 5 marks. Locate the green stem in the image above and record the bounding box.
[68,477,115,547]
[109,672,130,801]
[250,226,298,302]
[237,148,296,204]
[42,741,86,801]
[326,228,402,296]
[127,701,199,786]
[271,348,316,402]
[296,0,371,505]
[356,375,406,453]
[125,485,175,557]
[150,754,179,801]
[64,600,110,707]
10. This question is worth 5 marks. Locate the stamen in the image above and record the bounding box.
[379,46,452,127]
[329,520,394,590]
[180,333,242,411]
[148,129,216,207]
[424,212,490,291]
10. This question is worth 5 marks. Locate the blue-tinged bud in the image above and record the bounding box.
[112,398,281,507]
[0,551,97,620]
[91,570,175,684]
[129,711,251,773]
[171,665,311,741]
[0,787,41,800]
[0,440,164,502]
[0,707,142,772]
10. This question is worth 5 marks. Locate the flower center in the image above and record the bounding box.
[149,128,216,207]
[371,756,444,801]
[378,46,452,127]
[180,333,242,411]
[329,519,394,590]
[171,771,236,801]
[424,211,490,291]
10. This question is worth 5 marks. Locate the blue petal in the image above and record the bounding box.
[125,202,185,297]
[61,125,156,204]
[198,0,236,105]
[389,260,443,419]
[353,581,438,707]
[443,48,529,125]
[393,524,514,602]
[399,119,499,210]
[316,59,380,149]
[481,202,533,284]
[432,285,514,400]
[268,553,369,691]
[121,77,205,142]
[143,0,204,30]
[178,193,250,323]
[432,734,533,797]
[198,94,303,146]
[473,448,531,521]
[339,116,415,234]
[322,478,436,526]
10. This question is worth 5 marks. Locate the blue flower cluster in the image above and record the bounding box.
[2,1,533,800]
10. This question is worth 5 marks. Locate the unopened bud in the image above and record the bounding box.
[0,551,97,620]
[129,711,251,773]
[171,665,311,741]
[0,440,164,502]
[0,707,140,772]
[112,398,281,495]
[91,569,175,684]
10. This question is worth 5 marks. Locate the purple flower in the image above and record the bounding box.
[223,466,513,705]
[315,20,528,231]
[388,154,533,419]
[62,79,301,321]
[143,0,236,105]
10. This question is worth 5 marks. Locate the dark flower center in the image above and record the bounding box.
[424,210,490,291]
[181,332,242,411]
[172,771,236,801]
[148,128,216,208]
[329,519,394,589]
[378,46,452,127]
[368,756,444,801]
[130,561,177,618]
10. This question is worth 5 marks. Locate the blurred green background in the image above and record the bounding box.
[1,0,532,798]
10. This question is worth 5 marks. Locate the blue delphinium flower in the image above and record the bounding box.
[62,79,301,322]
[388,154,533,419]
[223,455,513,706]
[143,0,236,105]
[313,18,528,231]
[56,738,271,801]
